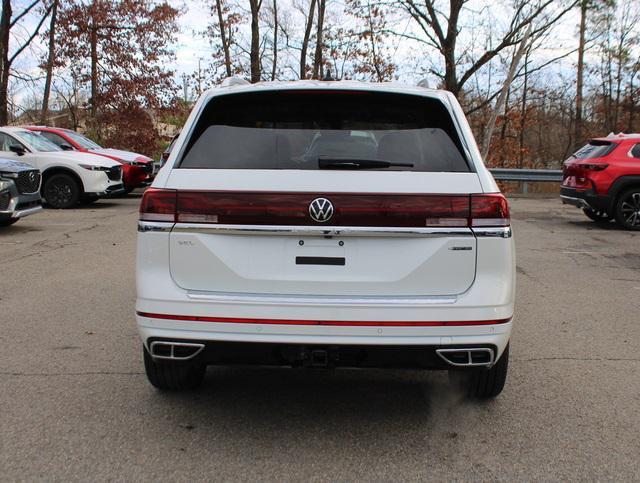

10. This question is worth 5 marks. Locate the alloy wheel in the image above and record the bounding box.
[617,190,640,229]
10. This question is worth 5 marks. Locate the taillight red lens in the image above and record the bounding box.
[140,191,510,228]
[576,163,608,171]
[175,192,471,227]
[470,194,510,227]
[139,188,177,221]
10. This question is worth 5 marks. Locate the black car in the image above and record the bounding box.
[0,158,43,226]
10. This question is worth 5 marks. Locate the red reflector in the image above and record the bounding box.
[470,194,510,227]
[140,188,177,222]
[136,311,512,326]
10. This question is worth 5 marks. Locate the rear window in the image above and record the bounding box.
[178,91,470,172]
[572,140,617,160]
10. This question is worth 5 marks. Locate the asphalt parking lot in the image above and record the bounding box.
[1,194,639,481]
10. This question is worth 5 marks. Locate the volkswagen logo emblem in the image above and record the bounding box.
[309,198,334,223]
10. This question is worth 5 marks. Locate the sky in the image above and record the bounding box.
[6,0,594,108]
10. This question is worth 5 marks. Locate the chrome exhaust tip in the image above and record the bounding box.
[436,348,495,367]
[149,341,205,361]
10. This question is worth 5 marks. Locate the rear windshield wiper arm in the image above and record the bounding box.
[318,158,414,170]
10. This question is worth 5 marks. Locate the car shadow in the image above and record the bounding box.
[0,223,43,235]
[140,367,479,439]
[567,220,624,231]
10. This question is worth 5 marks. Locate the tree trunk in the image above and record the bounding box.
[481,26,531,160]
[249,0,261,83]
[366,1,382,82]
[90,23,98,118]
[442,0,463,95]
[574,0,587,150]
[0,0,11,125]
[312,0,325,79]
[41,0,59,125]
[518,51,530,168]
[215,0,232,77]
[299,0,316,79]
[271,0,277,81]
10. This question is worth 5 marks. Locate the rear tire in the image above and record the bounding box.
[614,188,640,231]
[143,346,206,391]
[43,173,80,209]
[449,345,509,399]
[583,207,611,223]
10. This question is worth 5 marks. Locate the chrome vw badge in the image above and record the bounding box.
[309,198,334,223]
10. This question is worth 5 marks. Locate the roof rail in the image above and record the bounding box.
[221,76,250,87]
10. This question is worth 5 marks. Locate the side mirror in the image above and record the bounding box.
[60,143,74,151]
[9,145,26,156]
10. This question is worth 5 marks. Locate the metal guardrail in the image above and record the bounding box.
[488,168,563,182]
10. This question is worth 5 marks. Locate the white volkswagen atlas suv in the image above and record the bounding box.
[136,80,515,398]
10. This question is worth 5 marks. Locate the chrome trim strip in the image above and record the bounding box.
[471,226,512,238]
[149,341,205,361]
[13,205,43,219]
[436,348,495,367]
[560,194,592,210]
[172,223,473,237]
[138,221,174,232]
[186,290,458,307]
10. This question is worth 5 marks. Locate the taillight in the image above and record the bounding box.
[139,188,176,221]
[139,191,511,228]
[470,194,510,227]
[576,163,608,171]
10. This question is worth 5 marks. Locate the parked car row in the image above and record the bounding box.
[0,126,158,225]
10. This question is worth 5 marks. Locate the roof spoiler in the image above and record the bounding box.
[220,76,250,88]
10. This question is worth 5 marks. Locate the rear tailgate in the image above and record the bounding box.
[166,170,482,297]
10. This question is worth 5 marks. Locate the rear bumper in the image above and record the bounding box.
[137,314,512,364]
[560,186,611,212]
[143,337,504,369]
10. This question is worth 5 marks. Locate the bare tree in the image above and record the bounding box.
[575,0,588,149]
[299,0,316,78]
[396,0,578,97]
[41,0,59,125]
[215,0,233,77]
[1,0,54,124]
[481,26,532,159]
[249,0,262,82]
[271,0,278,80]
[312,0,326,79]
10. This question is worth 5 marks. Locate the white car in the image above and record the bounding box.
[0,127,124,208]
[136,80,516,398]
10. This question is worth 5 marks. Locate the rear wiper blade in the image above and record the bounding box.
[318,158,414,170]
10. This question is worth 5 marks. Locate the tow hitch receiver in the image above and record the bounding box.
[310,349,329,367]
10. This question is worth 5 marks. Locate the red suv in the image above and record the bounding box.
[561,134,640,230]
[24,126,155,193]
